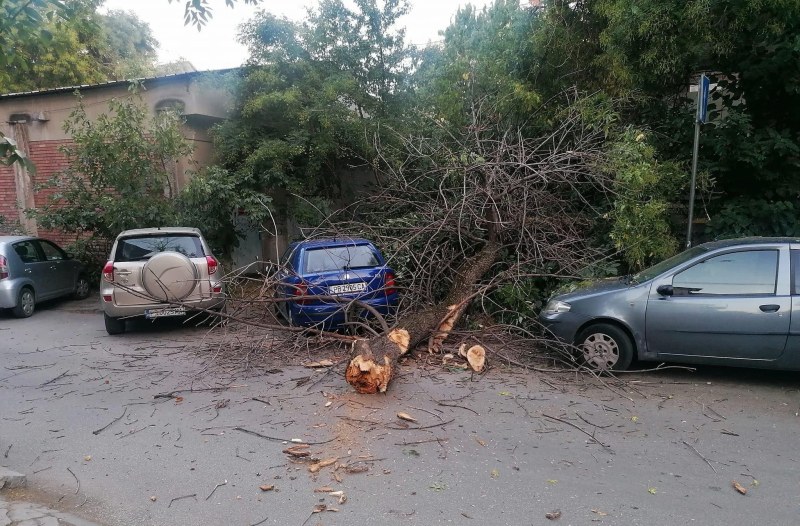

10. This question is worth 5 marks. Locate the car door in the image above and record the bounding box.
[35,240,73,297]
[11,240,54,299]
[645,247,790,362]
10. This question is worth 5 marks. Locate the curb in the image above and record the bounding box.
[0,468,25,490]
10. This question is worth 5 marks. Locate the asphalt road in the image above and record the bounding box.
[1,296,800,525]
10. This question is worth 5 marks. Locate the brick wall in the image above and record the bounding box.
[0,139,78,248]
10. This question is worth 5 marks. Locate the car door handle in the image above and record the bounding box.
[759,304,780,313]
[25,268,32,274]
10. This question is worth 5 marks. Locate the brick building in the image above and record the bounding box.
[0,70,234,248]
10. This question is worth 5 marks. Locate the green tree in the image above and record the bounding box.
[214,0,414,222]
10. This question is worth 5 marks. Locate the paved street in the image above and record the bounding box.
[1,296,800,525]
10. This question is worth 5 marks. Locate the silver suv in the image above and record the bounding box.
[100,227,225,335]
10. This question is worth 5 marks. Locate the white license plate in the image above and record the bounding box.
[329,282,367,294]
[145,306,187,319]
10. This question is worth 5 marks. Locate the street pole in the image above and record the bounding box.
[686,73,709,248]
[686,119,700,248]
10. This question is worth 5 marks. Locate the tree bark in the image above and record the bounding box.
[345,241,500,393]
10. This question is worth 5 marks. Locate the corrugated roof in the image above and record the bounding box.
[0,68,239,100]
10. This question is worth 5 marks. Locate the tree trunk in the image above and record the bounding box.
[345,242,500,394]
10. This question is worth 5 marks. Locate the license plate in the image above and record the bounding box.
[145,306,187,319]
[329,282,367,294]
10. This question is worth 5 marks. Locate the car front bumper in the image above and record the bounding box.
[539,311,591,344]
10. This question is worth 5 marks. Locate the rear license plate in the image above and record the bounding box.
[145,306,187,319]
[329,282,367,294]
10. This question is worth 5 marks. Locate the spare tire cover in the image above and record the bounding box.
[141,251,198,301]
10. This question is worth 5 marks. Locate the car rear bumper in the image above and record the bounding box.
[0,279,24,308]
[101,295,226,318]
[287,294,398,328]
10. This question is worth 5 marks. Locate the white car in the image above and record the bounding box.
[100,227,225,335]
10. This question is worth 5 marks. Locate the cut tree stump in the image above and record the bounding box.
[345,242,499,393]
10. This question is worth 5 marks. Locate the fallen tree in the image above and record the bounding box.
[312,103,612,393]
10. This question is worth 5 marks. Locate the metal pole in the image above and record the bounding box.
[686,119,700,248]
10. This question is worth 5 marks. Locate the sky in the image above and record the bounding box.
[101,0,494,71]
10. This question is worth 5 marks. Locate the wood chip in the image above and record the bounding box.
[397,412,417,423]
[309,457,338,473]
[732,480,747,495]
[545,510,562,520]
[304,359,334,368]
[314,486,334,493]
[259,485,274,492]
[283,445,310,457]
[465,345,486,372]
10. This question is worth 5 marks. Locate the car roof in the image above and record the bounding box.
[0,235,36,245]
[698,237,800,250]
[116,227,201,238]
[288,238,374,250]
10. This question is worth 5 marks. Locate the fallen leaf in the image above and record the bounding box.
[397,412,417,423]
[490,469,500,479]
[309,457,338,473]
[547,479,558,485]
[403,449,420,457]
[283,445,310,457]
[732,480,747,495]
[499,391,511,396]
[476,438,487,447]
[259,485,274,492]
[174,396,184,403]
[631,416,639,423]
[648,487,657,495]
[591,509,608,516]
[751,479,759,487]
[545,510,562,520]
[314,486,334,493]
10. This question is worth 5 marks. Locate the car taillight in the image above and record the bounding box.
[293,282,310,305]
[0,256,8,279]
[384,271,396,295]
[102,261,114,283]
[206,255,219,275]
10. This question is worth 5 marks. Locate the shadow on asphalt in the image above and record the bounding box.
[624,361,800,391]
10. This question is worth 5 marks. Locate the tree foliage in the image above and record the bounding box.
[213,0,413,223]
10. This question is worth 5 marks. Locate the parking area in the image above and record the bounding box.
[1,296,800,525]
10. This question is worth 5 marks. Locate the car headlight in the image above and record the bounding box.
[543,299,571,314]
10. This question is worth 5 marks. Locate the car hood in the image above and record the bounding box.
[554,277,637,302]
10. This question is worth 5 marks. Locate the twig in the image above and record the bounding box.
[574,412,613,429]
[436,400,479,416]
[542,413,613,452]
[168,493,197,508]
[206,480,227,500]
[682,440,718,474]
[92,407,127,435]
[3,444,10,458]
[387,418,455,430]
[39,370,70,387]
[66,467,80,495]
[394,438,448,446]
[409,406,444,420]
[233,427,336,445]
[154,385,246,399]
[251,517,269,526]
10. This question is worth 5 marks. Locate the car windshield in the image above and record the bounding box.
[633,246,709,283]
[115,235,204,262]
[304,245,380,273]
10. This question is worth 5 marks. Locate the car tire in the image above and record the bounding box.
[104,313,126,335]
[12,287,35,318]
[575,323,634,371]
[73,274,91,300]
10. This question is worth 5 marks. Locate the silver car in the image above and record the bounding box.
[0,236,90,317]
[540,237,800,371]
[100,227,225,335]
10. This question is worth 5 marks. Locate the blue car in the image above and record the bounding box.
[276,238,398,329]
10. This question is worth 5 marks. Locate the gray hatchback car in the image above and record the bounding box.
[540,237,800,371]
[0,236,90,317]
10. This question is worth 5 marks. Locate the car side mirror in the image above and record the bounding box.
[656,284,674,296]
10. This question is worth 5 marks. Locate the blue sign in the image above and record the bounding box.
[697,74,710,123]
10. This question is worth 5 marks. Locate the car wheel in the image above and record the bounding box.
[12,287,35,318]
[104,313,126,335]
[575,323,634,371]
[73,274,91,300]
